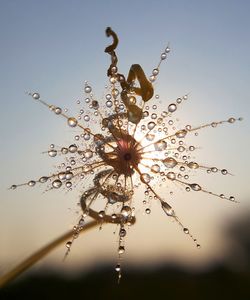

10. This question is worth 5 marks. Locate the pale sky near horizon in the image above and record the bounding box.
[0,0,250,277]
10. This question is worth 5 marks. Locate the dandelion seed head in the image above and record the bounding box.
[11,27,242,281]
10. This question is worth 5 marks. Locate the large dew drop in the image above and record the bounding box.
[67,117,78,127]
[168,103,177,113]
[163,157,177,168]
[140,173,151,183]
[52,179,62,189]
[161,201,175,216]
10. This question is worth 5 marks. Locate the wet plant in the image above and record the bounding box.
[5,27,242,284]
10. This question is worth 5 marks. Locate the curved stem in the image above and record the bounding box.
[0,220,98,288]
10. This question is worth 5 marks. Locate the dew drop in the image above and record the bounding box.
[39,176,48,183]
[52,179,62,188]
[228,117,235,123]
[165,46,170,53]
[10,184,17,190]
[152,68,159,76]
[166,172,176,180]
[106,100,112,107]
[68,145,77,153]
[118,246,125,254]
[48,149,57,157]
[140,173,151,183]
[32,92,40,100]
[66,181,72,188]
[84,115,90,122]
[121,206,132,218]
[161,201,175,216]
[147,121,156,130]
[146,133,155,141]
[161,53,167,60]
[187,162,199,169]
[154,140,167,151]
[221,169,228,175]
[115,264,121,272]
[145,208,151,214]
[168,103,177,113]
[189,183,201,191]
[66,241,72,249]
[54,107,62,114]
[119,228,127,237]
[163,157,177,168]
[84,85,92,93]
[183,228,189,234]
[28,180,36,187]
[151,164,160,173]
[98,210,105,218]
[67,117,78,127]
[176,129,187,138]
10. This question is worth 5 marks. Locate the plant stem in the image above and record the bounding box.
[0,220,98,288]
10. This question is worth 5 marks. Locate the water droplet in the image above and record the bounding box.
[119,228,126,237]
[10,184,17,190]
[54,107,62,114]
[187,162,199,169]
[166,172,176,180]
[165,46,170,53]
[65,172,73,180]
[67,117,78,127]
[98,210,105,218]
[211,167,218,173]
[151,164,160,173]
[84,115,90,122]
[28,180,36,187]
[176,129,187,138]
[106,100,112,107]
[118,246,125,254]
[152,68,159,76]
[149,75,156,82]
[146,133,155,141]
[52,179,62,188]
[121,206,132,218]
[147,121,156,130]
[69,144,77,153]
[189,183,201,191]
[66,181,72,188]
[183,228,189,234]
[177,146,185,152]
[154,140,167,151]
[48,149,57,157]
[66,241,72,249]
[229,196,235,201]
[39,176,48,183]
[161,53,167,60]
[221,169,228,175]
[32,93,40,100]
[140,173,151,183]
[161,201,175,216]
[168,103,177,113]
[84,85,92,93]
[163,157,177,168]
[228,117,235,123]
[115,264,121,272]
[145,208,151,214]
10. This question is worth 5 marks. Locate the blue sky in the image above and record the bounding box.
[0,0,250,275]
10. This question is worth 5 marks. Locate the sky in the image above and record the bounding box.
[0,0,250,277]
